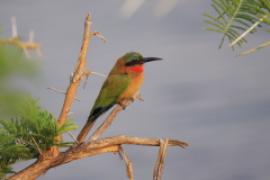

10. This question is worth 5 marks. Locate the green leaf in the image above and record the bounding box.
[204,0,270,48]
[57,120,78,136]
[0,96,78,176]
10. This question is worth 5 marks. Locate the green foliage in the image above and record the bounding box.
[0,43,36,178]
[0,96,77,177]
[0,45,36,81]
[204,0,270,49]
[0,41,77,178]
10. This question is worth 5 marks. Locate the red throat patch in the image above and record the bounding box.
[128,65,144,73]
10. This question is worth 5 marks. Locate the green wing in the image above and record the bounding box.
[88,73,130,122]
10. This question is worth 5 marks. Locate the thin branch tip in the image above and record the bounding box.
[11,16,18,38]
[92,31,107,43]
[87,12,92,18]
[153,139,169,180]
[91,71,106,77]
[119,146,134,180]
[89,100,132,141]
[0,16,41,57]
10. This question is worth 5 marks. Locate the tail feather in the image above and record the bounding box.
[77,105,113,143]
[76,121,95,143]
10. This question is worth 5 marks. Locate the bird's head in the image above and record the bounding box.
[119,52,162,73]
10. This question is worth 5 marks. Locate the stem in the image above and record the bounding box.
[8,135,188,180]
[57,13,92,128]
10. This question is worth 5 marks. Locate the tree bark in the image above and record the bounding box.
[9,136,187,180]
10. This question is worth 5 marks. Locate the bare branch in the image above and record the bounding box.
[239,40,270,56]
[9,146,120,180]
[57,13,92,128]
[67,132,79,145]
[30,136,43,156]
[82,69,106,88]
[0,17,41,57]
[92,31,107,43]
[11,16,18,38]
[87,135,188,149]
[47,87,80,102]
[29,30,34,42]
[9,135,187,180]
[90,100,132,141]
[84,69,106,78]
[119,146,134,180]
[153,139,169,180]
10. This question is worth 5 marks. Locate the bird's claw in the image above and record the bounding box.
[118,101,127,110]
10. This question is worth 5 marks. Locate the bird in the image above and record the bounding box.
[77,52,162,142]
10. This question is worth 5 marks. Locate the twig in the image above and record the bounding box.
[153,139,169,180]
[9,135,188,180]
[92,31,107,43]
[11,16,18,38]
[119,146,134,180]
[91,71,106,77]
[82,69,106,89]
[29,30,34,42]
[67,132,79,145]
[0,17,41,57]
[239,40,270,56]
[30,136,43,156]
[56,13,92,128]
[90,99,132,141]
[84,69,106,78]
[9,145,120,180]
[47,87,80,102]
[88,135,188,149]
[57,14,106,127]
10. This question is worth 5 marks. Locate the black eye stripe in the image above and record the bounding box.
[126,60,143,66]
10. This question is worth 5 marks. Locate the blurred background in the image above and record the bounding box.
[1,0,270,179]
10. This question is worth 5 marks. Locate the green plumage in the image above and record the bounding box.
[88,73,130,122]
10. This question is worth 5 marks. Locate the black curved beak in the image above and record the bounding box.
[143,57,162,63]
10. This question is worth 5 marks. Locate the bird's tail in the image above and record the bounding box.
[77,105,113,143]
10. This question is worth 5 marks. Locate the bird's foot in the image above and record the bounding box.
[118,101,127,110]
[118,99,133,110]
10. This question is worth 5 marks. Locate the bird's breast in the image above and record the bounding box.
[119,72,144,100]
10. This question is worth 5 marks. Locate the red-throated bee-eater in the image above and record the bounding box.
[77,52,162,142]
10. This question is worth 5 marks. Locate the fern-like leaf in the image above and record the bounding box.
[205,0,270,48]
[0,96,77,176]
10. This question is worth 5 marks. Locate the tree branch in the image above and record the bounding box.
[0,17,41,57]
[90,100,132,141]
[9,146,120,180]
[153,139,169,180]
[9,135,187,180]
[119,146,134,180]
[56,13,92,128]
[55,13,105,145]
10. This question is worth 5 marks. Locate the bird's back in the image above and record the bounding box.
[88,72,130,122]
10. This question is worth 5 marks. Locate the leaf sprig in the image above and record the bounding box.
[0,97,77,177]
[205,0,270,54]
